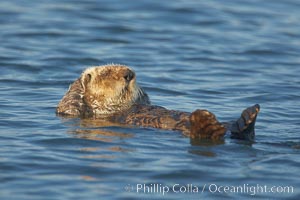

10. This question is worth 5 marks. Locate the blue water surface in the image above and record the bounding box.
[0,0,299,199]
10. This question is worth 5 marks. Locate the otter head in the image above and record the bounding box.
[80,64,150,115]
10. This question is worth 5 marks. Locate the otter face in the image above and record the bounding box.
[80,64,150,115]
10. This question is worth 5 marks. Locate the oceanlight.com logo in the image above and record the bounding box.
[124,183,294,196]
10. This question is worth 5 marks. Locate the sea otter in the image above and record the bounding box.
[56,64,260,141]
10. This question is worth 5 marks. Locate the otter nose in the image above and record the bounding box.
[123,70,135,82]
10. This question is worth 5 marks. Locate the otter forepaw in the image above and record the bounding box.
[190,110,226,140]
[230,104,260,141]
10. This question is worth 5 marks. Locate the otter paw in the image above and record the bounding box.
[190,109,226,140]
[230,104,260,141]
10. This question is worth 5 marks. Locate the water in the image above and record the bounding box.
[0,0,299,199]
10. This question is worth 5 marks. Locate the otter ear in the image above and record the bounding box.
[80,73,92,91]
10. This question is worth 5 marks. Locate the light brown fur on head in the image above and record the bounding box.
[57,64,150,116]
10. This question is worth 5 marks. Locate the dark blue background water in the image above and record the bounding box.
[1,0,299,199]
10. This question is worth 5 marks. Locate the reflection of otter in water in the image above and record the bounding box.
[56,64,260,141]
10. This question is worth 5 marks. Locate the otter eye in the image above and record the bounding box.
[123,70,134,82]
